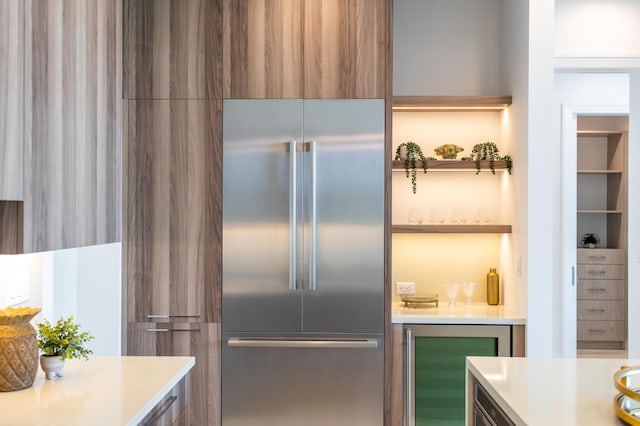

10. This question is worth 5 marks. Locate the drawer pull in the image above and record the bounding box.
[588,329,606,334]
[587,309,606,314]
[146,328,201,333]
[142,395,178,425]
[587,288,606,293]
[588,255,606,260]
[146,314,200,319]
[588,270,607,275]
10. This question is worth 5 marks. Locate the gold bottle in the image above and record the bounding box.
[486,268,499,305]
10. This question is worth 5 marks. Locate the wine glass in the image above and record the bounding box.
[444,283,459,307]
[462,282,477,305]
[408,207,424,224]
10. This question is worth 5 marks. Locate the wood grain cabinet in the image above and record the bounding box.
[124,100,221,323]
[127,322,220,426]
[223,0,389,99]
[0,0,24,202]
[19,0,122,252]
[123,0,223,99]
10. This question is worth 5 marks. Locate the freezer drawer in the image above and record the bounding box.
[221,333,384,426]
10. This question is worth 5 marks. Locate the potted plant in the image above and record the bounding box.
[581,233,600,249]
[37,316,94,380]
[462,142,513,175]
[434,144,464,159]
[395,142,433,194]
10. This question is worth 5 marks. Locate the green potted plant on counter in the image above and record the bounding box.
[395,141,434,194]
[37,316,94,380]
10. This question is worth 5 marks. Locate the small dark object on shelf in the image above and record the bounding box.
[581,233,600,248]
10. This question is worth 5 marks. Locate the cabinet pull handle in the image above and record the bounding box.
[141,395,178,425]
[588,329,605,334]
[587,270,607,275]
[587,309,606,314]
[405,328,413,426]
[146,328,200,333]
[587,288,606,293]
[588,255,606,260]
[146,314,200,319]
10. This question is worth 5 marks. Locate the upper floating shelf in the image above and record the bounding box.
[393,225,512,234]
[577,130,624,137]
[392,160,509,171]
[392,96,512,112]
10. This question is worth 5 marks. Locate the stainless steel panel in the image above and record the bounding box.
[221,333,384,426]
[223,100,304,332]
[302,100,385,334]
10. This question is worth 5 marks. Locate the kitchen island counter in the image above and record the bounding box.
[392,303,526,325]
[467,356,638,425]
[0,356,194,425]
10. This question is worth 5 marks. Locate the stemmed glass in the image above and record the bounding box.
[462,282,477,305]
[444,283,459,307]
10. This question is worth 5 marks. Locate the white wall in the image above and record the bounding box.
[0,243,121,356]
[628,71,640,357]
[555,0,640,58]
[393,0,501,95]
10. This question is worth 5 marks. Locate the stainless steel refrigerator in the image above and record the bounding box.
[222,99,385,426]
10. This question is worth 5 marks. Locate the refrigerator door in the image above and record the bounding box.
[223,100,304,332]
[301,100,385,334]
[221,332,384,426]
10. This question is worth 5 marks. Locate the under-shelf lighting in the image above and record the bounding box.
[392,96,512,112]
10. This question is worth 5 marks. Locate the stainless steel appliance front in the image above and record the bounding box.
[222,100,385,425]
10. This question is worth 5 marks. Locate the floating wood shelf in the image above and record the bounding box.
[577,131,624,137]
[392,96,512,112]
[578,170,623,174]
[577,210,623,214]
[392,160,509,171]
[392,224,512,234]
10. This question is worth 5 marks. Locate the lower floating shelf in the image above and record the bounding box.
[392,224,512,234]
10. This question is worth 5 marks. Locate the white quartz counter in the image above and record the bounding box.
[0,356,195,425]
[392,303,526,325]
[467,356,638,425]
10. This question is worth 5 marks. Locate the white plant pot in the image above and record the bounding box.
[40,355,65,380]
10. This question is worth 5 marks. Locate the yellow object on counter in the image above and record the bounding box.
[486,268,499,305]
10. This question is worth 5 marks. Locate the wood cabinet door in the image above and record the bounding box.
[124,0,222,99]
[124,100,221,323]
[23,0,121,252]
[0,0,24,201]
[223,0,303,98]
[303,0,388,99]
[127,322,220,426]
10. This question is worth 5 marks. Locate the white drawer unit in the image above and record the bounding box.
[577,248,626,349]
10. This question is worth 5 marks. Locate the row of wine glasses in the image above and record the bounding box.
[443,282,477,306]
[407,208,491,225]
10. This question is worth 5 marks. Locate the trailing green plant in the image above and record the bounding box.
[395,142,434,194]
[37,316,94,360]
[463,142,513,175]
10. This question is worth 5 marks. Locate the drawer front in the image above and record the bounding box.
[577,264,624,280]
[577,300,625,321]
[578,279,625,300]
[474,379,515,426]
[139,375,189,426]
[578,249,624,265]
[473,404,493,426]
[577,320,625,341]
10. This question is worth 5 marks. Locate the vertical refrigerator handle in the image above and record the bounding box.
[405,328,413,426]
[309,140,318,291]
[289,140,297,291]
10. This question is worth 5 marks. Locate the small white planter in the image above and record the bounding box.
[40,355,65,380]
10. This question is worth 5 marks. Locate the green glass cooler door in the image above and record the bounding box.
[414,336,497,425]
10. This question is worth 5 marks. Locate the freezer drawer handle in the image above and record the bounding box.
[227,337,378,349]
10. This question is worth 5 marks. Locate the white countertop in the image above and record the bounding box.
[467,356,638,425]
[0,356,195,425]
[392,303,526,324]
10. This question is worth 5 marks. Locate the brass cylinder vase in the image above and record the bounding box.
[486,268,499,305]
[0,307,41,392]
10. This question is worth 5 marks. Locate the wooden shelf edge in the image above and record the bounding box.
[392,96,512,111]
[0,201,24,254]
[577,130,624,137]
[577,210,623,214]
[392,224,512,234]
[578,170,623,174]
[392,160,509,171]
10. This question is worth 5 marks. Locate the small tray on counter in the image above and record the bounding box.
[401,294,438,309]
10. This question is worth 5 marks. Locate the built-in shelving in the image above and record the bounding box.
[577,210,623,214]
[392,224,512,234]
[392,160,508,171]
[577,130,624,137]
[392,96,512,112]
[577,170,622,174]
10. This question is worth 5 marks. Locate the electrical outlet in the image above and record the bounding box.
[396,281,415,295]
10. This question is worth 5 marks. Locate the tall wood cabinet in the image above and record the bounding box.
[223,0,388,99]
[576,117,628,350]
[123,1,223,425]
[0,0,122,253]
